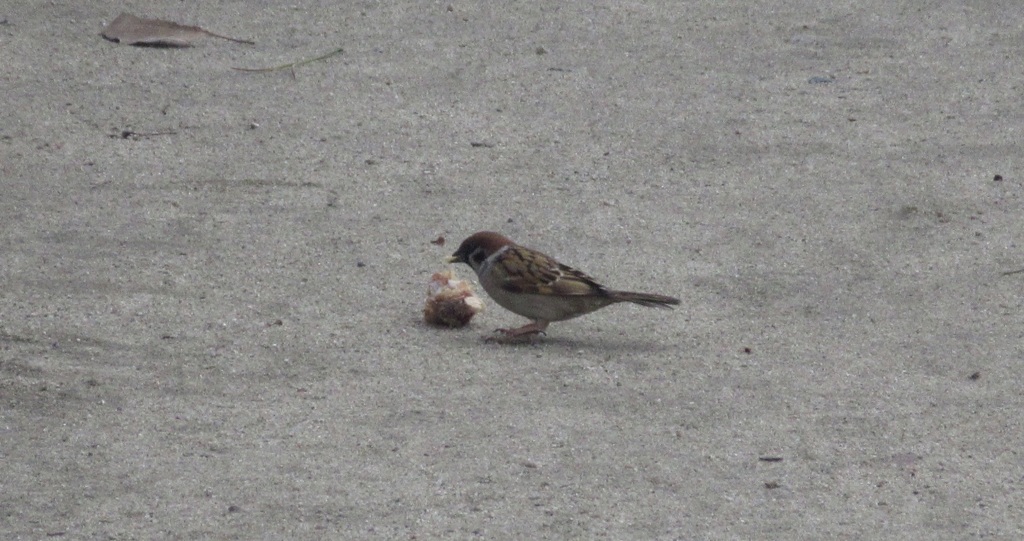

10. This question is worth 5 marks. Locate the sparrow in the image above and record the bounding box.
[445,231,680,340]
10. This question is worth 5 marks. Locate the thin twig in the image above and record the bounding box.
[232,47,344,73]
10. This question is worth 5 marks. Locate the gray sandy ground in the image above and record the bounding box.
[2,1,1022,539]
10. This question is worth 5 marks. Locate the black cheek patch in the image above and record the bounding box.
[469,248,487,267]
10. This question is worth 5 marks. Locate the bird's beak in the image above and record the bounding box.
[444,255,459,264]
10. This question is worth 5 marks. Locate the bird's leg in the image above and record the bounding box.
[486,320,549,342]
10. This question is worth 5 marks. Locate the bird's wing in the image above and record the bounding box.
[495,246,607,297]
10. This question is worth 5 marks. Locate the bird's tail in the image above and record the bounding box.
[607,290,680,309]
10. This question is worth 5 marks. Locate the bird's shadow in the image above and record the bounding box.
[479,332,683,355]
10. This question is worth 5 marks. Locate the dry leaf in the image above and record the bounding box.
[101,13,253,47]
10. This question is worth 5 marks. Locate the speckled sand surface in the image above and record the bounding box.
[2,2,1022,538]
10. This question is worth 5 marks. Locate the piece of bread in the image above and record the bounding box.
[424,270,484,328]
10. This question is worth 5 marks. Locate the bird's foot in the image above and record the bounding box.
[484,321,549,343]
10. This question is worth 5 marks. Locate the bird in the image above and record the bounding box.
[445,231,680,340]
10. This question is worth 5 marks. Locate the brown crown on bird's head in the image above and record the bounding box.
[446,231,511,271]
